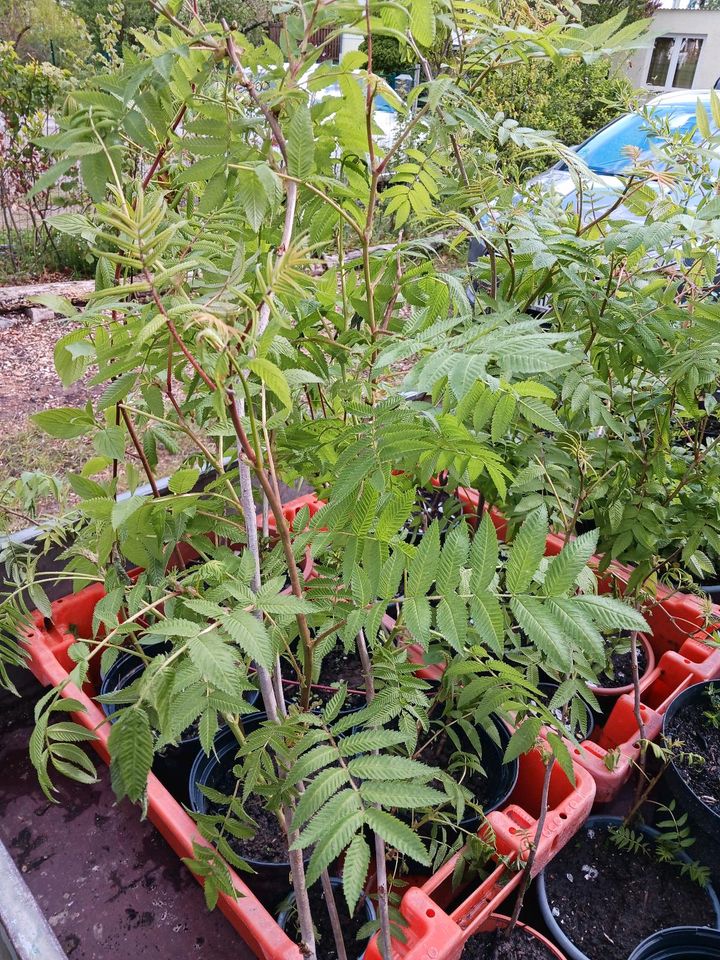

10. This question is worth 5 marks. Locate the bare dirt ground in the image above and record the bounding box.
[0,310,189,532]
[0,311,98,483]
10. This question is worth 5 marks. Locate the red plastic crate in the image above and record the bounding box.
[22,495,329,960]
[364,741,594,960]
[454,486,720,802]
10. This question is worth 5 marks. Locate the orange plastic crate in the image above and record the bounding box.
[365,741,594,960]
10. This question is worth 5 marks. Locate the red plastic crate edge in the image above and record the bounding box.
[19,496,329,960]
[364,740,594,960]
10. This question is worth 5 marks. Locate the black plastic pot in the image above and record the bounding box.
[701,583,720,602]
[628,926,720,960]
[276,877,376,960]
[536,816,720,960]
[391,716,519,877]
[189,719,308,904]
[662,681,720,839]
[100,648,259,805]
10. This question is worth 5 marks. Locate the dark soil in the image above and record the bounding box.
[286,645,367,711]
[665,692,720,816]
[462,928,557,960]
[282,884,370,959]
[206,763,289,864]
[318,646,366,694]
[543,823,717,960]
[415,727,495,811]
[404,487,464,545]
[595,636,647,689]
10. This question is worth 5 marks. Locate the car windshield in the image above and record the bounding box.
[576,104,712,175]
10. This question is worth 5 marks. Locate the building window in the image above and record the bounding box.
[646,35,705,89]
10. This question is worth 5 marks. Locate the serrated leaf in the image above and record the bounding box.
[94,426,125,460]
[547,732,576,787]
[337,729,407,756]
[98,373,136,410]
[407,522,440,596]
[470,592,505,657]
[360,781,447,808]
[145,617,202,638]
[506,507,548,594]
[510,596,570,671]
[491,393,516,442]
[108,708,153,803]
[364,808,431,865]
[189,632,240,695]
[221,609,274,670]
[436,595,467,653]
[543,530,599,597]
[347,755,435,781]
[517,396,563,432]
[287,104,315,179]
[168,468,200,495]
[572,596,648,633]
[32,407,95,439]
[436,525,470,594]
[470,513,498,592]
[292,766,349,831]
[504,717,542,763]
[343,834,371,912]
[409,0,435,47]
[247,357,291,408]
[111,495,146,530]
[305,811,366,886]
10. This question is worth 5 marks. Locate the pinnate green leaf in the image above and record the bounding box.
[343,834,371,912]
[506,507,548,594]
[108,707,153,803]
[543,530,598,597]
[470,513,498,592]
[364,808,431,865]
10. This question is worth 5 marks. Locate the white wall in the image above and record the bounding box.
[624,9,720,90]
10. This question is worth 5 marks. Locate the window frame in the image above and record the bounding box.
[645,33,706,90]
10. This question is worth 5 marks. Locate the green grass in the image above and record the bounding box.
[0,229,95,284]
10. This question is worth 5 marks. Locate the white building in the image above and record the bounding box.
[624,3,720,91]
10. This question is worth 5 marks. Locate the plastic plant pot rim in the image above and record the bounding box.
[662,680,720,831]
[276,876,377,960]
[99,650,260,743]
[482,913,567,960]
[188,715,313,872]
[627,925,720,960]
[535,815,720,960]
[351,713,520,828]
[588,633,656,698]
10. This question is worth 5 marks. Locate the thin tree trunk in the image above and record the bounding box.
[356,630,393,960]
[506,756,555,933]
[231,397,317,960]
[320,871,349,960]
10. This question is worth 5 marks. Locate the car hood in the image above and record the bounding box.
[529,167,644,224]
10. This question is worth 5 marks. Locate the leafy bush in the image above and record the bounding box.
[476,58,634,176]
[6,3,720,959]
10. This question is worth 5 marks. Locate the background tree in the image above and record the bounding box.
[0,0,90,64]
[581,0,659,25]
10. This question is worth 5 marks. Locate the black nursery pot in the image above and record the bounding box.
[628,926,720,960]
[189,719,307,904]
[536,815,720,960]
[277,876,376,960]
[662,680,720,839]
[100,648,259,805]
[394,716,519,877]
[701,583,720,602]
